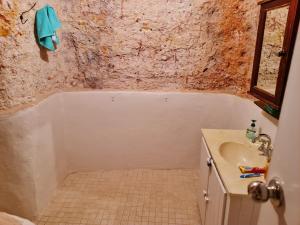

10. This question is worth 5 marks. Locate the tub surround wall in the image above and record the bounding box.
[63,92,233,171]
[0,115,37,219]
[63,92,277,171]
[0,91,277,220]
[0,0,259,110]
[0,94,66,220]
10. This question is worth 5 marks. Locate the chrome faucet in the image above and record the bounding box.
[252,134,273,162]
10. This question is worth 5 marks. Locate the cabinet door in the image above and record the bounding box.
[199,137,212,224]
[205,163,227,225]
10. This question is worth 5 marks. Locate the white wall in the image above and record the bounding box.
[230,97,278,140]
[0,94,66,220]
[0,91,278,220]
[63,92,277,171]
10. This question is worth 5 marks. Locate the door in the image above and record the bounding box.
[257,25,300,225]
[205,163,226,225]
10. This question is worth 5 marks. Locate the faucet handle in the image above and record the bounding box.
[253,133,273,162]
[266,147,273,162]
[258,140,267,152]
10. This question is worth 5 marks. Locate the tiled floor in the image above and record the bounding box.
[37,169,201,225]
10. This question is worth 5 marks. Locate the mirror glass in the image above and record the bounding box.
[256,5,289,95]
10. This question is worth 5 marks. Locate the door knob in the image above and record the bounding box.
[248,177,284,207]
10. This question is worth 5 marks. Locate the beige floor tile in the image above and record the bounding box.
[38,169,201,225]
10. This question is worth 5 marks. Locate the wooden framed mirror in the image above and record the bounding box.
[250,0,300,118]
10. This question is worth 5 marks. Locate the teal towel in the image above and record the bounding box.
[36,5,61,51]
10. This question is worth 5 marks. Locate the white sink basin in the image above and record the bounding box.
[219,142,266,167]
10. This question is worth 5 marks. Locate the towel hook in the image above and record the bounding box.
[20,1,37,24]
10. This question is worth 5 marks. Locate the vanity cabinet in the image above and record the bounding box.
[199,137,226,225]
[199,137,260,225]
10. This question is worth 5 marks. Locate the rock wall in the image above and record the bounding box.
[0,0,259,110]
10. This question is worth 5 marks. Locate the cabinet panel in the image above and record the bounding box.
[225,196,260,225]
[205,163,226,225]
[199,137,212,224]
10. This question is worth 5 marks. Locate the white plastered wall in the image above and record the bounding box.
[0,94,67,220]
[0,91,278,220]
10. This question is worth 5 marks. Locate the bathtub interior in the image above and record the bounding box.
[0,91,278,220]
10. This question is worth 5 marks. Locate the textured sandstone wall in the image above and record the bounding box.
[0,0,259,110]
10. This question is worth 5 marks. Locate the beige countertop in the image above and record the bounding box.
[202,129,267,196]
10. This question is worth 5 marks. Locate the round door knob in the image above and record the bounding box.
[248,177,284,207]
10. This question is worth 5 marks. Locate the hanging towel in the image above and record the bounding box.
[36,5,61,51]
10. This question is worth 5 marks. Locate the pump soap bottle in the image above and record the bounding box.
[246,120,257,142]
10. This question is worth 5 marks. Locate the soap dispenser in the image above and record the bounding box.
[246,120,257,141]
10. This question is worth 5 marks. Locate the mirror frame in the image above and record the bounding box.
[250,0,300,111]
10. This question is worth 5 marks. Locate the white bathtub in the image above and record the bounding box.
[0,91,278,220]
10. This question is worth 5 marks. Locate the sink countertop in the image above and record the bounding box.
[202,129,267,196]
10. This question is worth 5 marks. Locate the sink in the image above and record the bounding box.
[219,142,266,166]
